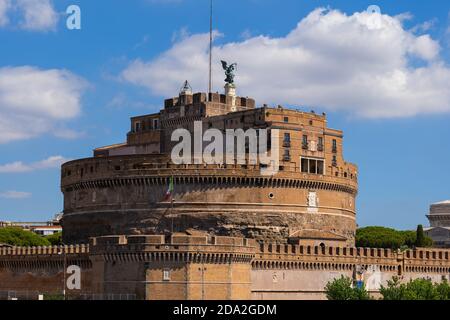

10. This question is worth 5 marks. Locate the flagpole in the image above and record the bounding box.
[171,196,174,234]
[208,0,213,99]
[171,176,174,234]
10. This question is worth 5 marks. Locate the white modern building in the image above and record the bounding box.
[425,200,450,248]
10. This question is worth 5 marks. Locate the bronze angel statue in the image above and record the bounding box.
[221,60,237,84]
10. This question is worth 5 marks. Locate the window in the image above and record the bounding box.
[283,149,290,161]
[302,135,308,149]
[332,155,337,166]
[153,119,159,130]
[332,139,337,153]
[318,137,324,151]
[301,158,309,173]
[163,269,171,281]
[301,158,324,175]
[284,117,289,123]
[283,133,291,147]
[135,122,141,132]
[317,160,324,174]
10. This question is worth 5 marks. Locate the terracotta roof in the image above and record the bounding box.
[289,229,347,241]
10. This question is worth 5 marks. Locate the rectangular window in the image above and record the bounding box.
[284,133,291,142]
[332,155,337,166]
[301,157,324,175]
[310,159,317,174]
[302,135,308,149]
[284,117,289,123]
[135,122,141,132]
[332,139,337,152]
[163,269,171,281]
[301,158,309,173]
[317,160,324,174]
[318,137,324,151]
[153,119,159,130]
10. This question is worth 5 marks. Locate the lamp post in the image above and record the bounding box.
[59,242,67,301]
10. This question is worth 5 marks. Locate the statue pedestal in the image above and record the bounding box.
[225,83,236,110]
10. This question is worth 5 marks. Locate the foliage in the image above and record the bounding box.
[356,226,433,249]
[45,232,63,245]
[415,225,425,247]
[325,276,371,300]
[43,293,64,300]
[380,277,450,300]
[0,227,50,247]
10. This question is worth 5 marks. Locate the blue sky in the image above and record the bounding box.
[0,0,449,230]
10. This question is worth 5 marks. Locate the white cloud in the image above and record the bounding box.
[0,66,87,143]
[17,0,58,31]
[0,0,11,26]
[0,190,31,199]
[122,8,450,118]
[0,156,69,173]
[410,18,437,33]
[0,0,58,31]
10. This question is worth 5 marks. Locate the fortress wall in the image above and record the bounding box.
[251,244,450,300]
[90,235,256,300]
[1,239,449,300]
[0,245,92,299]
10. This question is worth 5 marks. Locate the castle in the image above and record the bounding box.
[61,81,357,247]
[1,82,450,300]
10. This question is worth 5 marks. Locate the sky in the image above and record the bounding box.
[0,0,449,230]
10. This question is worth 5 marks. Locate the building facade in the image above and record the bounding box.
[61,85,358,247]
[426,200,450,248]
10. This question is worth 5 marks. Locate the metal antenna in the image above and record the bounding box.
[208,0,213,99]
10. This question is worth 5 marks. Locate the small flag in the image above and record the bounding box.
[165,176,174,201]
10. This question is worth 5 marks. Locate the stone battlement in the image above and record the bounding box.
[2,239,449,267]
[90,234,256,247]
[164,92,256,110]
[0,244,89,256]
[61,154,357,192]
[256,242,450,261]
[253,243,450,276]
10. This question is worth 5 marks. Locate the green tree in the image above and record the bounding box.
[435,279,450,300]
[45,232,63,245]
[325,276,371,300]
[381,277,450,300]
[380,276,406,300]
[356,226,433,249]
[0,227,50,247]
[415,224,425,247]
[404,278,439,300]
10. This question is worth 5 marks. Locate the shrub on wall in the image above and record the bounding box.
[0,227,51,247]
